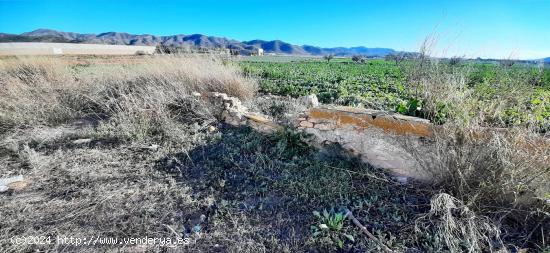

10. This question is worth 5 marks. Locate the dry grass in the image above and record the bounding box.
[0,55,257,252]
[404,38,550,251]
[1,144,200,252]
[415,125,550,250]
[0,55,256,134]
[401,37,545,129]
[415,193,502,252]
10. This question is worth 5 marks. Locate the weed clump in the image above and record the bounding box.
[414,193,502,252]
[404,37,550,250]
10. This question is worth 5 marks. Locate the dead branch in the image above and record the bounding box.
[345,208,395,253]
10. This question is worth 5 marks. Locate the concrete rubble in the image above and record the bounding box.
[199,92,550,183]
[205,92,435,182]
[0,175,27,193]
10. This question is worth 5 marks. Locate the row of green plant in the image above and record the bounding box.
[240,59,550,131]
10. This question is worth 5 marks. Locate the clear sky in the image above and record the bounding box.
[1,0,549,59]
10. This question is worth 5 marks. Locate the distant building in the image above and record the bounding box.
[226,46,264,56]
[250,48,264,56]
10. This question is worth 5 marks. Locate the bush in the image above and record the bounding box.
[402,37,550,249]
[351,55,365,63]
[500,59,516,67]
[411,124,550,249]
[414,193,503,252]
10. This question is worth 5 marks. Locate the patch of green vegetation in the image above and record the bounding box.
[241,60,408,109]
[240,59,550,131]
[311,209,354,250]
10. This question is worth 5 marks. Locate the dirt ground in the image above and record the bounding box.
[0,109,436,252]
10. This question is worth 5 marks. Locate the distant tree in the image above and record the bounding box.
[155,44,193,54]
[155,44,175,54]
[500,59,516,67]
[352,55,366,63]
[385,53,405,66]
[323,54,334,63]
[227,45,241,56]
[449,56,464,66]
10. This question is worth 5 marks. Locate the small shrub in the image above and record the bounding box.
[311,209,355,250]
[414,193,503,252]
[500,59,516,68]
[271,128,312,158]
[396,98,422,116]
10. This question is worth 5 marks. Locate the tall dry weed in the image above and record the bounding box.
[0,55,256,141]
[405,37,550,249]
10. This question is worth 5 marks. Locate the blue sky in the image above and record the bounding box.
[1,0,549,59]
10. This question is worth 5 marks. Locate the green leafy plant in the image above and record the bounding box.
[311,209,355,249]
[396,98,422,116]
[271,128,312,158]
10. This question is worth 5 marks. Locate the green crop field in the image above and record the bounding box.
[240,58,550,131]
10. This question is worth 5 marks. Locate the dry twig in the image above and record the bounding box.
[344,208,394,253]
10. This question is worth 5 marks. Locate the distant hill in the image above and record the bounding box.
[0,29,396,57]
[544,57,550,63]
[0,32,72,43]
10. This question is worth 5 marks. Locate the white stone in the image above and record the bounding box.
[0,175,24,186]
[72,138,92,145]
[147,144,159,151]
[0,175,25,193]
[299,94,320,107]
[0,185,9,192]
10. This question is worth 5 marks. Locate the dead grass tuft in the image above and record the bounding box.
[405,37,550,250]
[415,193,502,252]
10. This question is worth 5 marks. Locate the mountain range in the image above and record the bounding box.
[0,29,396,57]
